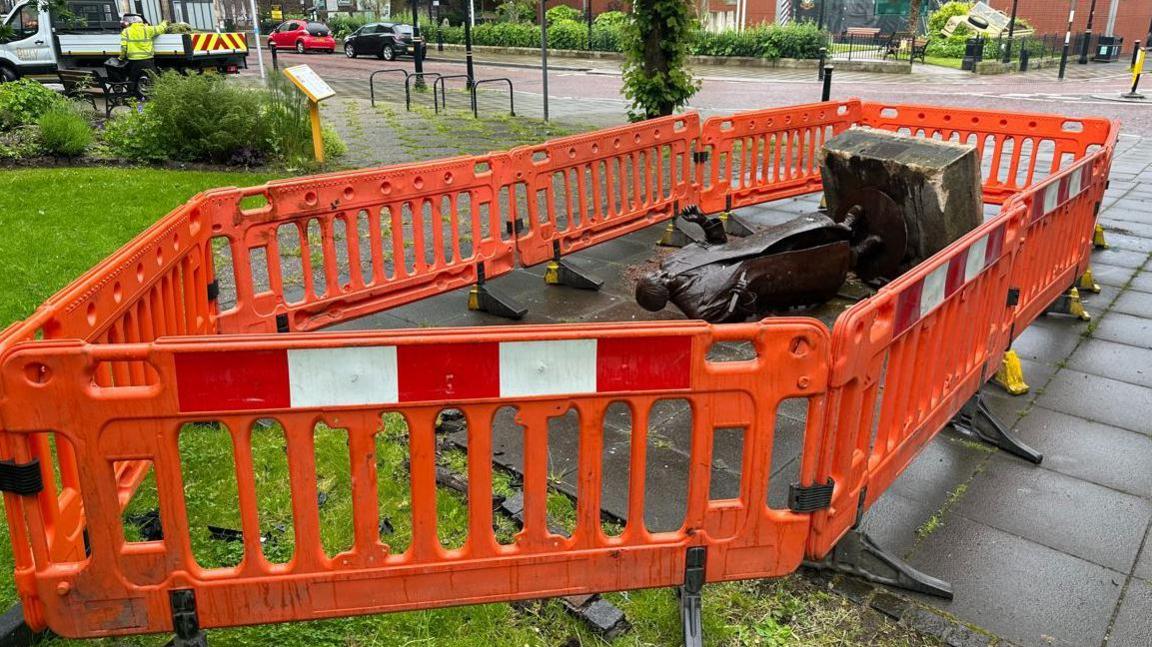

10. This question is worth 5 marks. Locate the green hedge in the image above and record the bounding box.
[424,19,826,59]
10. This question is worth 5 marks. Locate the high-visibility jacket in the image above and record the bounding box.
[120,21,169,61]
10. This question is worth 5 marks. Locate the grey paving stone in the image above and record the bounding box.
[907,515,1124,647]
[1107,578,1152,647]
[1112,289,1152,319]
[1102,233,1152,254]
[1036,368,1152,435]
[1130,271,1152,293]
[952,454,1152,572]
[1091,247,1149,270]
[1013,406,1152,497]
[887,429,990,507]
[1091,311,1152,349]
[980,358,1054,422]
[1067,338,1152,388]
[1100,220,1152,241]
[1012,319,1088,367]
[858,488,939,560]
[1089,262,1140,288]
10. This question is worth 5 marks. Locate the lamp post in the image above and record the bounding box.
[411,0,424,87]
[817,0,826,31]
[1001,0,1019,63]
[464,0,474,83]
[1078,0,1098,64]
[1058,2,1075,79]
[540,0,550,121]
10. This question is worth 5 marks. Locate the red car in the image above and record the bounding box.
[269,20,336,54]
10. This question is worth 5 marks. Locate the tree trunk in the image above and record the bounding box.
[907,0,922,34]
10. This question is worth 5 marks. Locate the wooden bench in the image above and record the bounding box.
[843,27,882,39]
[57,69,133,118]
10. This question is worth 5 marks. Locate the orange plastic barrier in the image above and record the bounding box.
[0,319,828,637]
[507,114,699,266]
[207,155,517,333]
[697,100,861,214]
[0,100,1119,641]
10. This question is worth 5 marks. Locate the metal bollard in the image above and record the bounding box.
[821,65,833,101]
[270,44,278,71]
[1132,45,1142,70]
[818,47,827,81]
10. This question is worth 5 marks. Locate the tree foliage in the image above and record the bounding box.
[620,0,699,120]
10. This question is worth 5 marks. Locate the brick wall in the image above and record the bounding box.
[987,0,1151,54]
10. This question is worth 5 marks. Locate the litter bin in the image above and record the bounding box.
[962,37,984,71]
[1094,36,1122,62]
[1019,47,1031,71]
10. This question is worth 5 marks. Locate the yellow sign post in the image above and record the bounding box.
[282,64,336,163]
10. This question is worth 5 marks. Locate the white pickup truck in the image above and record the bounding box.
[0,0,248,83]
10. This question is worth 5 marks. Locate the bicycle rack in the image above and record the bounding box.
[433,74,473,113]
[471,77,515,118]
[404,72,443,112]
[368,68,410,108]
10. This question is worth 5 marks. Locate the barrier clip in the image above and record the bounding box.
[206,279,220,302]
[1078,266,1102,294]
[0,459,42,496]
[993,350,1029,396]
[951,393,1043,464]
[170,589,207,647]
[1045,287,1091,321]
[788,478,835,512]
[544,242,602,290]
[679,546,706,647]
[804,530,954,599]
[468,263,527,320]
[1093,223,1109,249]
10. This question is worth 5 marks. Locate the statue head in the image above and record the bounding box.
[635,272,671,312]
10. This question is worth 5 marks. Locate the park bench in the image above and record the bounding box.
[883,32,930,63]
[57,69,133,118]
[843,26,882,39]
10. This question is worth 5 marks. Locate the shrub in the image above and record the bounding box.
[927,0,972,35]
[102,110,168,163]
[327,14,370,38]
[694,22,824,59]
[37,103,93,157]
[0,126,40,160]
[548,19,588,50]
[546,4,582,24]
[622,0,699,119]
[146,72,269,163]
[472,21,539,47]
[496,0,535,23]
[0,79,64,130]
[594,10,628,27]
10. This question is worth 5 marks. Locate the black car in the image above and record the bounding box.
[343,22,413,60]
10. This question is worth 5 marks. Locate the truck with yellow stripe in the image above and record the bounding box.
[0,0,248,82]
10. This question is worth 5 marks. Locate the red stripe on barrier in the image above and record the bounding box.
[945,251,968,297]
[175,349,290,412]
[398,342,500,401]
[596,336,693,392]
[893,286,923,338]
[986,224,1005,264]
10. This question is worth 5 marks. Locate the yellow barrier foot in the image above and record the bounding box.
[468,265,527,319]
[544,242,603,290]
[952,393,1044,463]
[993,350,1030,396]
[803,529,954,598]
[818,193,828,212]
[1077,267,1102,294]
[1093,224,1109,249]
[1046,287,1091,321]
[658,217,693,248]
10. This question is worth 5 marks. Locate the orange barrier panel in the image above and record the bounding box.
[1007,135,1116,327]
[0,101,1121,642]
[507,114,699,266]
[697,100,861,214]
[0,319,828,637]
[858,104,1114,204]
[207,155,516,333]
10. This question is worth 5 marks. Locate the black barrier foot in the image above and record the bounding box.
[721,212,754,237]
[468,264,527,320]
[0,603,43,646]
[168,590,208,647]
[951,394,1043,464]
[679,547,706,647]
[805,530,953,599]
[544,242,602,290]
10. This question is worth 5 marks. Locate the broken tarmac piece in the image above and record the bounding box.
[821,126,982,271]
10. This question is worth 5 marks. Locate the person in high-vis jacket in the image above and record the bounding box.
[118,14,169,93]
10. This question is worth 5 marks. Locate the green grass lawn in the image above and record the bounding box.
[0,167,941,647]
[922,56,964,69]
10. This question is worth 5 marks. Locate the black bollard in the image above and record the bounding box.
[821,65,833,101]
[270,43,278,71]
[818,47,827,81]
